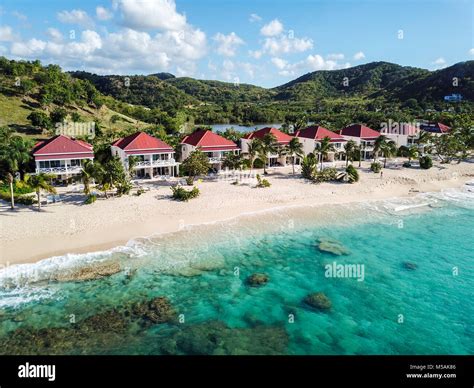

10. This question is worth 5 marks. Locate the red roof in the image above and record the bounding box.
[339,124,381,140]
[32,135,93,159]
[181,129,239,151]
[242,127,293,144]
[296,126,346,142]
[112,132,174,153]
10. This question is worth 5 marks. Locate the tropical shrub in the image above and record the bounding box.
[301,154,317,180]
[171,185,200,201]
[314,167,338,183]
[345,165,359,183]
[419,155,433,169]
[370,162,382,173]
[0,191,36,205]
[256,174,271,188]
[252,158,264,169]
[84,194,97,204]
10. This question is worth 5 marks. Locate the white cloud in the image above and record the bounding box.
[263,35,313,55]
[271,57,287,70]
[249,50,262,59]
[96,6,113,21]
[353,51,365,60]
[8,26,207,76]
[327,53,344,60]
[468,48,474,56]
[271,54,350,77]
[249,13,262,23]
[0,25,16,42]
[260,19,283,36]
[115,0,186,31]
[213,32,244,57]
[12,11,27,21]
[57,9,94,28]
[431,57,447,69]
[45,28,63,43]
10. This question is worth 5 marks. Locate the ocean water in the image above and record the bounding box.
[0,184,473,355]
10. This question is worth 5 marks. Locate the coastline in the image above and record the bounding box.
[1,161,473,265]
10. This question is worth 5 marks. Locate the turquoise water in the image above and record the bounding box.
[0,186,473,355]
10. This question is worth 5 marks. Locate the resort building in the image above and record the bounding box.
[32,135,94,181]
[180,129,240,172]
[295,125,346,161]
[338,124,381,160]
[111,132,179,179]
[241,127,293,167]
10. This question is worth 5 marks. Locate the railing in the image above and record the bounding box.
[36,166,83,174]
[134,159,177,168]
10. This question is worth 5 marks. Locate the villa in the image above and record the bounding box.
[295,125,346,161]
[111,132,179,179]
[338,124,381,160]
[180,129,240,172]
[32,135,94,181]
[241,127,293,166]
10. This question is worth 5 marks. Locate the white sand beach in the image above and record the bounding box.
[1,160,473,265]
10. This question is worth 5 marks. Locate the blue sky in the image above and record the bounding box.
[0,0,472,87]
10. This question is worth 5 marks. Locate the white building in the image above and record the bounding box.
[295,125,346,161]
[180,129,240,171]
[111,132,179,178]
[240,127,293,167]
[32,134,94,181]
[339,124,381,160]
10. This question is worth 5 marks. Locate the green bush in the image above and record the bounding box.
[345,165,359,183]
[84,194,97,204]
[0,191,36,205]
[256,174,271,188]
[0,181,34,195]
[171,185,200,201]
[419,156,433,169]
[370,162,382,173]
[314,167,338,183]
[253,158,264,169]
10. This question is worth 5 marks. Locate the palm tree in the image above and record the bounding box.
[26,173,56,210]
[315,137,335,171]
[373,135,389,162]
[343,140,357,167]
[380,140,397,168]
[259,134,278,175]
[286,137,304,174]
[246,140,261,172]
[0,130,33,209]
[81,159,97,195]
[222,152,243,170]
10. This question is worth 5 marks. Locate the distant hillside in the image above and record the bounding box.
[165,77,274,104]
[70,71,198,112]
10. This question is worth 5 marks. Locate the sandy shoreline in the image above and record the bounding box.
[1,161,473,265]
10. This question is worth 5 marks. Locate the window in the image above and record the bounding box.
[70,159,81,166]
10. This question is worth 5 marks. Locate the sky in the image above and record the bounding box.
[0,0,473,87]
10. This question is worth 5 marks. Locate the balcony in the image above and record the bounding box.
[36,166,83,175]
[134,159,177,168]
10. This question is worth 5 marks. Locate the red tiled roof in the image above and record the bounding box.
[112,132,174,153]
[32,135,93,158]
[339,124,381,139]
[242,127,293,144]
[181,129,239,150]
[296,125,346,142]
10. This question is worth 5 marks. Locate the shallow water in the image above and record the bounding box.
[0,185,473,355]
